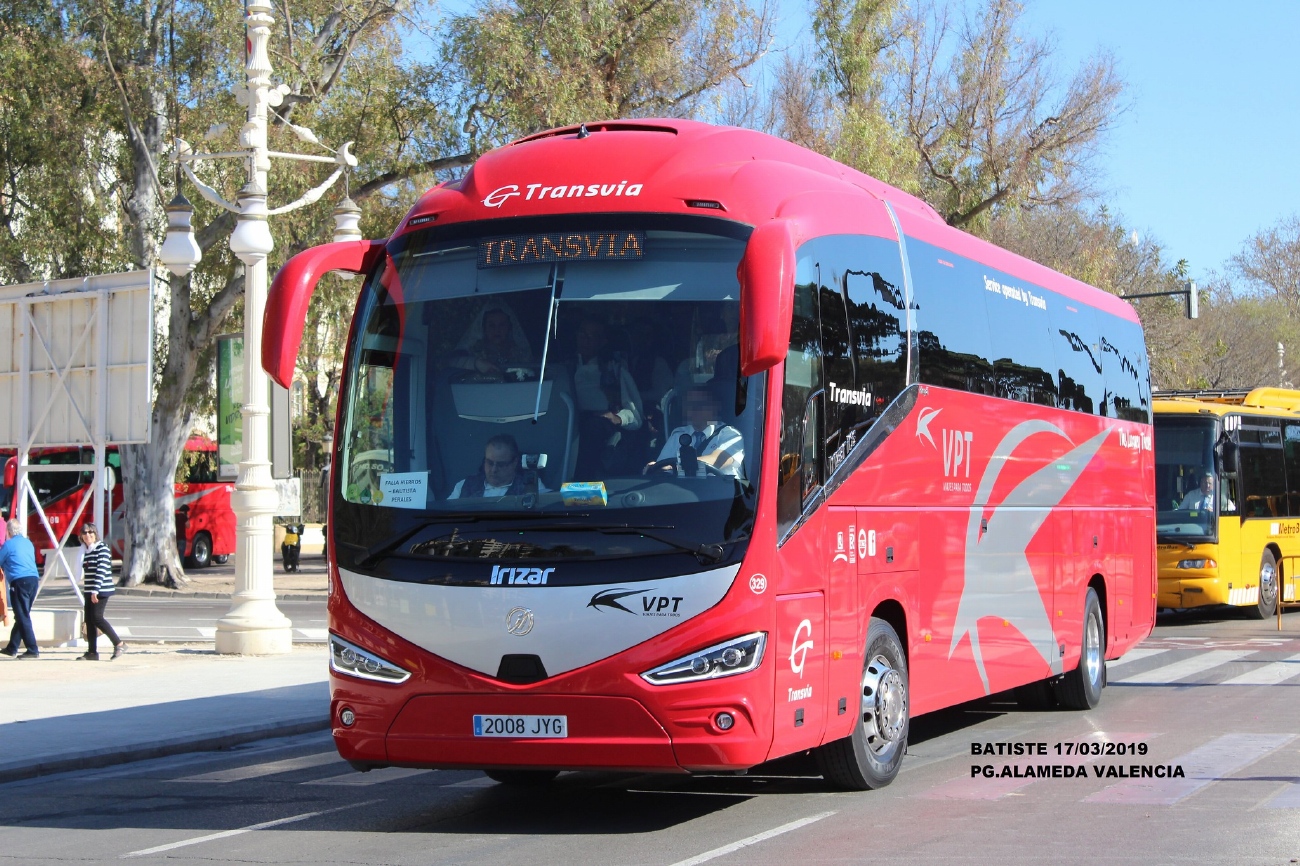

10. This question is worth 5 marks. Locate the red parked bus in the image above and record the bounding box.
[1,435,234,568]
[265,119,1154,789]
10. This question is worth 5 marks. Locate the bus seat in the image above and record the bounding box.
[431,371,577,498]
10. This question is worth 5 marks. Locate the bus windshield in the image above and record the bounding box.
[336,218,764,567]
[1155,416,1223,541]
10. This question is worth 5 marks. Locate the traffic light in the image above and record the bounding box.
[1186,280,1198,319]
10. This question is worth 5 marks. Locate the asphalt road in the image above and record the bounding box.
[2,609,1299,865]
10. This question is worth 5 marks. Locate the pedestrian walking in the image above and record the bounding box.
[78,522,124,660]
[0,518,41,658]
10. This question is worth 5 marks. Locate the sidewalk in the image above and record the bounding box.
[0,642,330,783]
[113,553,330,600]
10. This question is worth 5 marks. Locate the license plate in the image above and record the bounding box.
[473,714,568,738]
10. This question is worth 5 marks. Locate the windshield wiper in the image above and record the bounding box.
[517,522,726,563]
[353,512,569,568]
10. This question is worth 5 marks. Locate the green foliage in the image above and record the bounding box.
[444,0,772,144]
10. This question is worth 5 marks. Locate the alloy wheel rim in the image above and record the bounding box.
[862,654,907,755]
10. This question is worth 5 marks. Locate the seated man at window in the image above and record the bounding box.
[449,435,550,499]
[647,384,744,477]
[1179,474,1234,511]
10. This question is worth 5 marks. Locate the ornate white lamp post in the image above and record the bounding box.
[159,0,357,654]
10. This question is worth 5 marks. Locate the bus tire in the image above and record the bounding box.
[814,617,908,791]
[186,532,213,569]
[483,769,559,786]
[1247,549,1278,620]
[1055,588,1104,710]
[212,554,229,565]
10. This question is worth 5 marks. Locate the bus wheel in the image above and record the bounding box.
[483,769,559,786]
[1248,549,1279,620]
[814,617,909,791]
[1055,588,1104,710]
[212,554,229,565]
[186,532,213,569]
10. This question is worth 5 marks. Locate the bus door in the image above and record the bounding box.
[770,269,828,757]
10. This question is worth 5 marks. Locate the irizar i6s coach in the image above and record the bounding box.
[264,119,1155,790]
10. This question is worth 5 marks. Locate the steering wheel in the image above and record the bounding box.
[645,458,727,477]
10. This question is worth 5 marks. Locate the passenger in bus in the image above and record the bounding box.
[573,317,643,476]
[448,302,534,378]
[1179,474,1234,511]
[448,435,550,498]
[647,383,744,477]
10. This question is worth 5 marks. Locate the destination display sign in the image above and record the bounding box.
[478,231,645,268]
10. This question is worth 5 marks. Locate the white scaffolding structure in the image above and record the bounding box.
[0,271,153,600]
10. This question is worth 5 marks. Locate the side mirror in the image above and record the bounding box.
[263,239,385,388]
[2,458,13,489]
[738,220,796,376]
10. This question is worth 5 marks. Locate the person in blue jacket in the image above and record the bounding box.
[0,519,41,659]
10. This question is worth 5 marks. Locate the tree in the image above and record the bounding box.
[1230,215,1300,313]
[777,0,1123,228]
[443,0,774,145]
[44,0,469,586]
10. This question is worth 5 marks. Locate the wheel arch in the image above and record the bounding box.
[871,599,908,665]
[1088,572,1109,653]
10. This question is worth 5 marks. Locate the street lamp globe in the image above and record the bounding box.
[159,194,202,276]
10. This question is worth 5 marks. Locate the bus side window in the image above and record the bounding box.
[1239,420,1285,518]
[778,270,824,541]
[1284,422,1300,517]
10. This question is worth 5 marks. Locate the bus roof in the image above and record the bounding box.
[398,119,1138,325]
[1154,387,1300,418]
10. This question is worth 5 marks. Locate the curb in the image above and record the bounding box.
[0,717,332,784]
[114,588,326,602]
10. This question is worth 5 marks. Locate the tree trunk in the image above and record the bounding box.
[119,411,191,588]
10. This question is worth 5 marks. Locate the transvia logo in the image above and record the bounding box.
[482,181,644,208]
[490,565,555,586]
[789,619,814,676]
[482,185,521,208]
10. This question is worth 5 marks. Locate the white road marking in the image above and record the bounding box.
[1084,733,1294,805]
[1265,783,1300,809]
[121,801,377,858]
[665,811,837,866]
[1111,650,1251,685]
[1219,653,1300,686]
[1105,648,1168,668]
[174,751,341,783]
[304,766,432,786]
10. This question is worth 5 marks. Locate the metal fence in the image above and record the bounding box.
[297,468,327,523]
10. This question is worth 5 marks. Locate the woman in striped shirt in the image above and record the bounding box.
[79,523,124,660]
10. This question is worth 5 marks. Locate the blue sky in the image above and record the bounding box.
[769,0,1300,280]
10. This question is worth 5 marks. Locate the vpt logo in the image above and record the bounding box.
[483,184,521,208]
[587,587,685,617]
[789,619,813,676]
[943,429,974,478]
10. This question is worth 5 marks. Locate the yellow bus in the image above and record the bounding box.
[1155,388,1300,619]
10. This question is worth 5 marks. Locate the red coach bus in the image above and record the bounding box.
[265,120,1154,789]
[2,436,234,568]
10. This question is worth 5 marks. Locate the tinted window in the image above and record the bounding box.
[981,272,1056,407]
[1239,419,1285,518]
[1049,302,1102,414]
[909,242,994,395]
[1284,422,1300,517]
[778,262,824,540]
[1101,319,1151,423]
[808,235,908,475]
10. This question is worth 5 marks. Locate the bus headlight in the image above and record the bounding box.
[1176,559,1217,569]
[641,633,766,685]
[329,634,411,683]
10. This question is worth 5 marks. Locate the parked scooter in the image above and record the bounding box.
[281,523,303,572]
